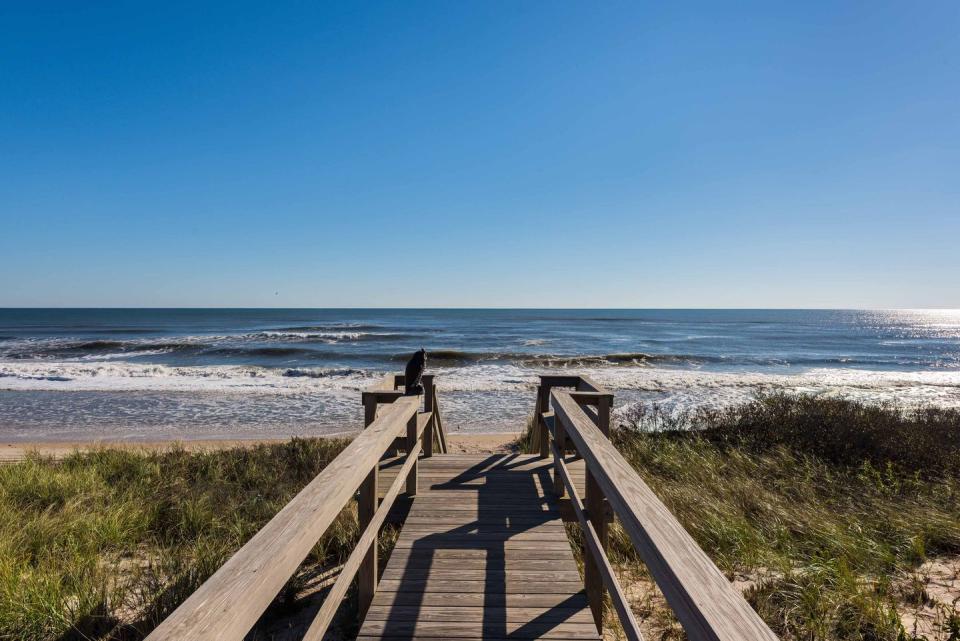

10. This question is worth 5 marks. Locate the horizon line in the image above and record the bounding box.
[2,306,959,312]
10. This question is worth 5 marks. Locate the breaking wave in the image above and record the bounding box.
[203,346,320,358]
[387,350,717,367]
[0,361,376,393]
[282,367,365,378]
[3,359,958,407]
[0,332,404,360]
[271,324,383,332]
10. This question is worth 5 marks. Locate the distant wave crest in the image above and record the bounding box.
[391,350,715,367]
[0,331,405,360]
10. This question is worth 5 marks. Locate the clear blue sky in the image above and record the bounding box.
[2,1,958,308]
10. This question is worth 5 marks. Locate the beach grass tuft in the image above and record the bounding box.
[0,437,359,641]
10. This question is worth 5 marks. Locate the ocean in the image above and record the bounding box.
[1,308,958,441]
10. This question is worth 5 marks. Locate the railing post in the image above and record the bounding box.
[422,375,434,413]
[358,465,378,618]
[537,384,550,458]
[406,413,418,496]
[553,418,566,497]
[422,375,435,457]
[585,392,612,631]
[363,394,377,428]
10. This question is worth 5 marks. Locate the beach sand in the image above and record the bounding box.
[0,432,523,463]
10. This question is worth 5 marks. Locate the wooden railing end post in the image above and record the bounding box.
[362,394,378,428]
[538,384,551,459]
[406,413,418,496]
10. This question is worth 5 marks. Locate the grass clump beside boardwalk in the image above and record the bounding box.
[534,394,960,641]
[0,438,359,641]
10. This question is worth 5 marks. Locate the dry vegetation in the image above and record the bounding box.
[563,395,960,641]
[3,395,959,640]
[0,438,373,641]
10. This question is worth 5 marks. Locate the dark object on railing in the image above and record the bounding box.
[404,348,426,395]
[361,373,447,455]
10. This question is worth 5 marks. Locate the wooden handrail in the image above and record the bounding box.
[550,437,642,641]
[304,425,425,640]
[550,386,778,641]
[145,395,422,641]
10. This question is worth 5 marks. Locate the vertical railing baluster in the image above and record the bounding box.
[553,418,566,497]
[584,392,613,631]
[357,465,378,617]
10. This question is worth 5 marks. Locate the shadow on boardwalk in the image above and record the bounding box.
[359,453,598,640]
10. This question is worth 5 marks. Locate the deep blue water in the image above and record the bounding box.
[2,308,958,370]
[1,309,958,440]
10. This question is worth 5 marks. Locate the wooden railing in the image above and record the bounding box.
[146,373,445,641]
[534,374,778,641]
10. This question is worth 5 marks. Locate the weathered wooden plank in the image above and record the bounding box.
[367,591,589,609]
[376,579,587,594]
[406,494,557,503]
[392,528,569,540]
[357,637,596,641]
[391,539,572,550]
[403,519,564,536]
[363,605,593,623]
[358,620,600,639]
[385,548,574,561]
[402,515,563,525]
[394,530,569,542]
[553,390,777,641]
[380,569,583,583]
[378,557,579,571]
[408,507,563,524]
[413,489,555,498]
[400,480,554,490]
[396,528,565,538]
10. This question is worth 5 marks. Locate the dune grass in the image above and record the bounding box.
[4,394,960,640]
[527,394,960,640]
[0,438,361,641]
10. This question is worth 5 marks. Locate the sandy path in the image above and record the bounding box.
[0,432,523,462]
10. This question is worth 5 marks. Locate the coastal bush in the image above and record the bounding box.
[612,394,960,641]
[610,426,960,640]
[525,394,960,640]
[693,393,960,477]
[0,438,356,641]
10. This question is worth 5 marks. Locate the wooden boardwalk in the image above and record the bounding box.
[146,373,777,641]
[361,454,599,641]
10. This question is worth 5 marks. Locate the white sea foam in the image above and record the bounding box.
[2,360,958,411]
[0,361,376,393]
[2,360,959,439]
[253,331,366,342]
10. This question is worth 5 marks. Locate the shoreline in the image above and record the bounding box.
[0,432,523,462]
